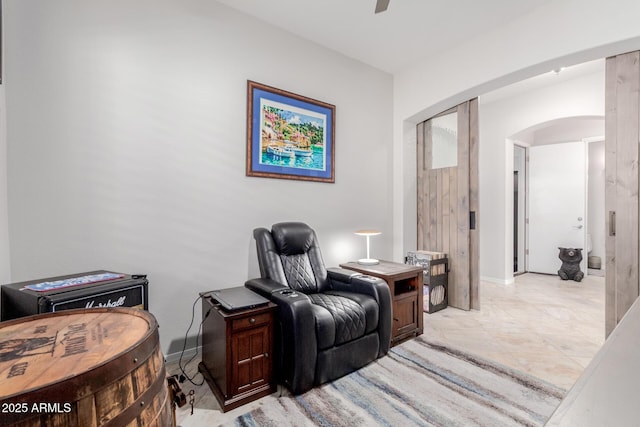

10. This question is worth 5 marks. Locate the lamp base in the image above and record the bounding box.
[357,258,379,266]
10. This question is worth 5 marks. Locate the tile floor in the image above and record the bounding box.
[170,272,605,425]
[424,272,605,390]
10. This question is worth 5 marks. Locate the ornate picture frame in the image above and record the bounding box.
[246,81,335,183]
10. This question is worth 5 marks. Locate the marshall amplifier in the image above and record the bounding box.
[0,270,148,321]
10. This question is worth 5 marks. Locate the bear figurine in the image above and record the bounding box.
[557,247,584,282]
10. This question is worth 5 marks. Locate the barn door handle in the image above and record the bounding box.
[609,211,616,236]
[470,211,476,230]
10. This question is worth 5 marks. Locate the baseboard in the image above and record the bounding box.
[480,276,514,285]
[587,268,605,277]
[164,345,201,364]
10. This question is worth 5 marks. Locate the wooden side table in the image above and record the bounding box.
[340,260,424,346]
[198,292,277,412]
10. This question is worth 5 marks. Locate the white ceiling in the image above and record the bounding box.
[216,0,553,74]
[480,59,605,105]
[217,0,606,118]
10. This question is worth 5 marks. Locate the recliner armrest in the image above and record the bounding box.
[328,267,386,299]
[245,278,288,298]
[269,289,317,394]
[326,267,364,283]
[245,278,317,394]
[327,267,392,357]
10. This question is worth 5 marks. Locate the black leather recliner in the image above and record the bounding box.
[245,222,392,394]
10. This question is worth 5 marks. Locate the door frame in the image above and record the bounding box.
[513,143,528,275]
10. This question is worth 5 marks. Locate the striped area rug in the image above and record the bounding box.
[221,336,566,427]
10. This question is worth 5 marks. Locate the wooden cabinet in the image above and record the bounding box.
[198,294,277,412]
[340,260,424,346]
[393,291,419,337]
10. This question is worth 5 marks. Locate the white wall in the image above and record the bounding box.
[3,0,393,354]
[393,0,640,284]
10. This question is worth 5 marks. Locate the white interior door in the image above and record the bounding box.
[528,141,587,275]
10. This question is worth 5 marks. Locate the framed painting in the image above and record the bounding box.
[246,81,335,183]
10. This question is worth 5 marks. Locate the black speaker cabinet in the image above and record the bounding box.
[1,270,148,321]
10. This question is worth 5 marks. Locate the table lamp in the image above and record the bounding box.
[355,229,381,265]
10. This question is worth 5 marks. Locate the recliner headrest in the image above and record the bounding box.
[271,222,315,255]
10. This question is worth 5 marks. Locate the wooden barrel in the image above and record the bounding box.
[0,308,173,427]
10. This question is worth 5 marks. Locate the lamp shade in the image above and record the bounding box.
[355,229,382,237]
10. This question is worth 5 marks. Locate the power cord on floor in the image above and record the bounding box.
[177,294,212,387]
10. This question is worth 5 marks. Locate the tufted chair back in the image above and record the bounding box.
[254,222,330,294]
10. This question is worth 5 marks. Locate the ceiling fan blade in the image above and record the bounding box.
[375,0,390,14]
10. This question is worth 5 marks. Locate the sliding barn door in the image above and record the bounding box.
[417,99,479,310]
[605,51,640,336]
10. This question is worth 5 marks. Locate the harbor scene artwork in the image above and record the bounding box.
[247,81,335,183]
[260,101,325,169]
